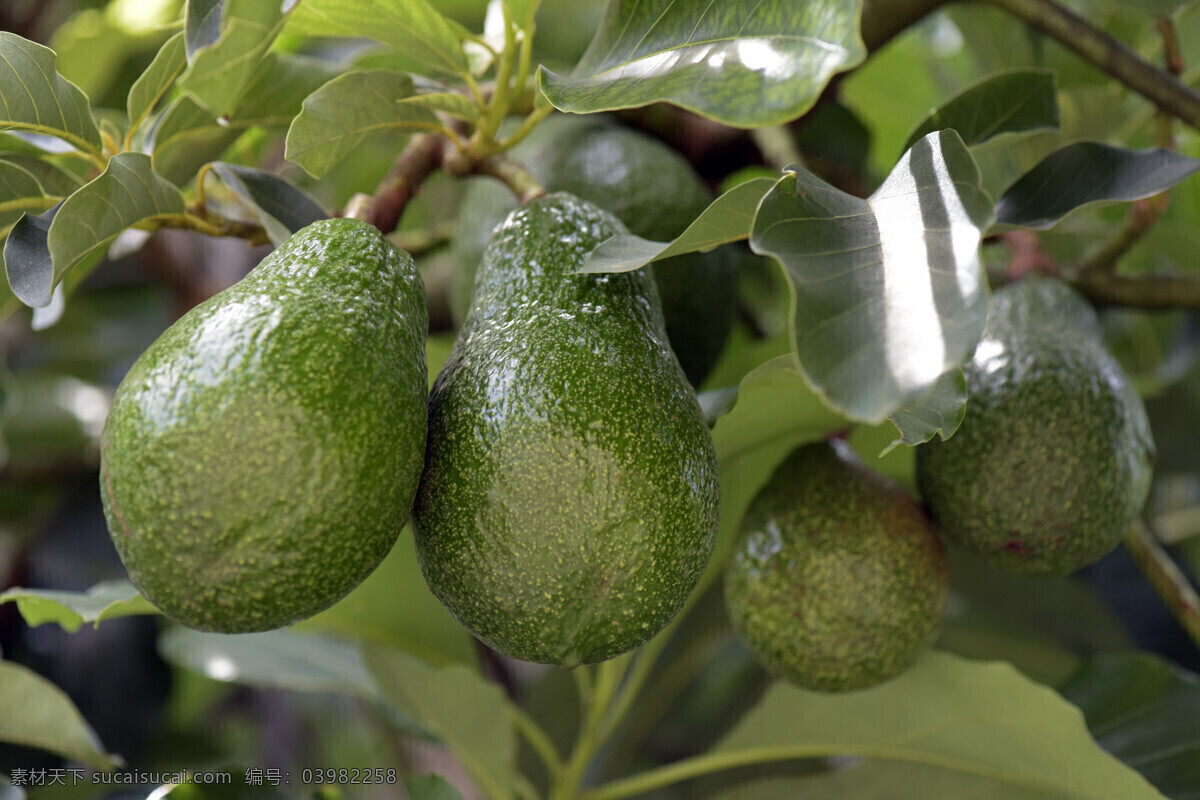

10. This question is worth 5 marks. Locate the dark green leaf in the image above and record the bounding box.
[995,143,1200,230]
[364,643,516,800]
[285,70,439,179]
[1060,652,1200,799]
[180,0,289,116]
[579,177,778,273]
[884,368,968,454]
[209,162,327,246]
[150,96,242,186]
[0,160,53,230]
[406,775,465,800]
[186,0,224,57]
[286,0,470,81]
[127,31,187,141]
[902,68,1059,154]
[750,130,993,424]
[0,32,102,156]
[4,201,59,308]
[538,0,866,127]
[0,659,120,768]
[0,580,159,633]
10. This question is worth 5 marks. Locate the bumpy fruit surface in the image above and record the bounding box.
[451,115,736,387]
[916,275,1154,574]
[100,218,428,633]
[725,441,948,692]
[415,192,720,668]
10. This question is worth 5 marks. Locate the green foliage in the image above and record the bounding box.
[0,660,120,768]
[0,579,158,631]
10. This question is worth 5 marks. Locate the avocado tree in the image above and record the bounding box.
[2,0,1200,798]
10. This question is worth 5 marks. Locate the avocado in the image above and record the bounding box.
[451,115,737,388]
[724,440,948,692]
[414,192,720,668]
[916,275,1155,574]
[100,218,428,632]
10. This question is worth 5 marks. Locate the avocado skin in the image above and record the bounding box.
[100,218,428,633]
[415,192,720,668]
[915,276,1154,574]
[725,441,948,693]
[451,115,736,387]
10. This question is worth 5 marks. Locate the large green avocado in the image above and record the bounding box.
[724,440,948,692]
[100,218,429,632]
[916,275,1155,574]
[414,192,720,668]
[451,115,737,388]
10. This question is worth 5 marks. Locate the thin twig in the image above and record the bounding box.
[1123,521,1200,652]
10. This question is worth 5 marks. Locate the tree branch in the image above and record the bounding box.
[365,133,446,235]
[1123,522,1200,652]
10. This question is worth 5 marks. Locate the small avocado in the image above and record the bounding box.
[916,275,1155,574]
[414,192,720,668]
[451,115,737,387]
[724,440,948,692]
[100,219,428,632]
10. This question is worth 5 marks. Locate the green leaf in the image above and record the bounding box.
[236,53,344,124]
[579,177,778,274]
[750,130,994,425]
[0,153,84,197]
[10,152,185,308]
[702,652,1165,799]
[127,31,187,141]
[0,659,120,768]
[883,368,968,454]
[406,775,466,800]
[902,68,1060,154]
[995,143,1200,230]
[4,202,59,308]
[364,643,516,800]
[209,162,327,246]
[0,580,159,633]
[538,0,866,128]
[186,0,224,57]
[0,32,102,157]
[180,0,290,117]
[0,159,53,229]
[150,96,242,185]
[1059,652,1200,798]
[400,92,480,122]
[285,70,439,179]
[286,0,470,81]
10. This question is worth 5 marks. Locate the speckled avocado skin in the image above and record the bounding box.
[725,440,948,693]
[451,115,737,387]
[100,218,428,633]
[414,192,720,668]
[916,275,1155,574]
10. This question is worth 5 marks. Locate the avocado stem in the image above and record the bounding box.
[1123,521,1200,652]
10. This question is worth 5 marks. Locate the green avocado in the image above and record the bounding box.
[100,218,429,633]
[724,440,948,692]
[414,192,720,668]
[916,275,1155,574]
[451,115,737,387]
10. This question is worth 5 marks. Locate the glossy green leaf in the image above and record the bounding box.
[1060,652,1200,798]
[697,652,1163,799]
[751,130,993,424]
[286,0,470,81]
[0,580,159,633]
[127,31,187,140]
[995,143,1200,230]
[180,0,289,116]
[579,177,778,274]
[209,162,327,246]
[0,32,102,157]
[364,643,516,800]
[0,659,120,768]
[883,368,968,454]
[538,0,866,128]
[406,775,466,800]
[285,70,439,179]
[902,68,1059,154]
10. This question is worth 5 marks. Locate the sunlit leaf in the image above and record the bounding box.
[127,31,187,141]
[902,68,1059,154]
[209,162,327,246]
[750,129,993,424]
[995,143,1200,230]
[285,70,439,179]
[286,0,470,81]
[179,0,290,116]
[0,659,120,768]
[0,32,102,156]
[884,368,968,454]
[539,0,866,127]
[579,177,778,274]
[0,580,159,633]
